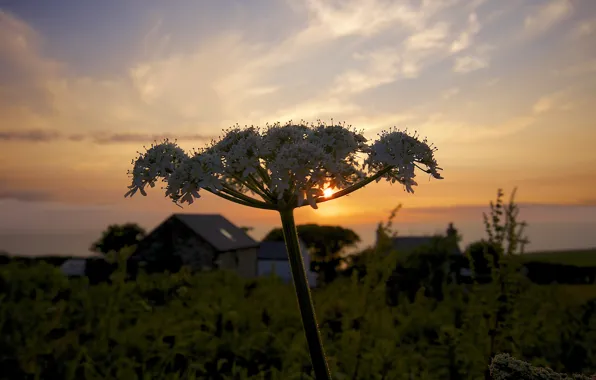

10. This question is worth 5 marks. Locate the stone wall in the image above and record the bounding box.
[135,217,216,272]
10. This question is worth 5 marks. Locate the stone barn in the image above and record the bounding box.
[131,213,259,277]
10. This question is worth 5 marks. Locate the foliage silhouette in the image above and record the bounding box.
[263,224,361,285]
[90,223,146,256]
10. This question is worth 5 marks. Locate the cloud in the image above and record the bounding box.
[442,87,460,99]
[0,11,285,138]
[301,0,445,38]
[569,18,596,39]
[0,129,61,142]
[452,42,493,73]
[532,90,574,115]
[0,129,216,144]
[406,22,450,51]
[533,95,555,114]
[245,86,280,96]
[524,0,573,37]
[91,132,216,144]
[0,5,447,141]
[326,5,464,94]
[331,48,402,95]
[450,13,481,53]
[426,115,536,144]
[553,60,596,77]
[0,11,62,110]
[142,18,171,59]
[268,96,362,123]
[453,55,489,73]
[0,189,53,202]
[0,1,491,148]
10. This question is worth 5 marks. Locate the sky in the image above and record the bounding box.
[0,0,595,257]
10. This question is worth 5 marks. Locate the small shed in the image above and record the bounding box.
[60,258,87,276]
[257,240,318,287]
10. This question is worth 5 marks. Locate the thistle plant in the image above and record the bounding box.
[124,120,442,379]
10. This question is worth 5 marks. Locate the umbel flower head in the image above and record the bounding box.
[124,120,443,211]
[124,119,443,380]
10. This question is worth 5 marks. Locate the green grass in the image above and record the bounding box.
[518,248,596,267]
[521,248,596,303]
[556,284,596,303]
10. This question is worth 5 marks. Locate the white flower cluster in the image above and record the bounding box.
[125,121,442,209]
[124,139,188,198]
[164,150,225,205]
[363,127,442,193]
[259,121,369,208]
[210,126,262,179]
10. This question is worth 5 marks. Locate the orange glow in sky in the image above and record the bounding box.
[1,1,596,256]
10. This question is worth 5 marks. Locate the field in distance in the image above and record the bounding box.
[519,248,596,267]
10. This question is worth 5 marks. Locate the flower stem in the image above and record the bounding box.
[203,188,277,210]
[220,183,271,207]
[247,173,277,202]
[279,209,332,380]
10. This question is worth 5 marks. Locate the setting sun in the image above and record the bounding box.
[323,188,334,198]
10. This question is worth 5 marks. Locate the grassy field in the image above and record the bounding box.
[556,284,596,303]
[513,248,596,303]
[519,248,596,267]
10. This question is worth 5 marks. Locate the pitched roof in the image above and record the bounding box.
[171,213,259,252]
[258,239,308,260]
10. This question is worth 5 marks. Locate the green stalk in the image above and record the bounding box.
[203,188,277,210]
[220,183,272,207]
[279,208,332,380]
[256,164,272,184]
[247,173,277,202]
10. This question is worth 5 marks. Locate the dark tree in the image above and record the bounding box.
[263,224,361,285]
[90,223,146,255]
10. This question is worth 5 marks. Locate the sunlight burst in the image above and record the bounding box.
[323,188,333,198]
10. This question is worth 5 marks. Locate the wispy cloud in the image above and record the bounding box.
[406,21,451,51]
[453,54,489,73]
[331,48,402,95]
[532,90,575,115]
[553,60,596,77]
[568,18,596,39]
[450,13,481,53]
[302,0,439,38]
[524,0,573,37]
[442,87,460,99]
[452,42,493,73]
[0,129,216,144]
[533,95,556,115]
[0,189,52,202]
[0,129,61,142]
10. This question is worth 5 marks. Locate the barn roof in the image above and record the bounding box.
[169,213,259,252]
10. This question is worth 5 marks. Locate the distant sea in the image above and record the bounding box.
[1,221,595,257]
